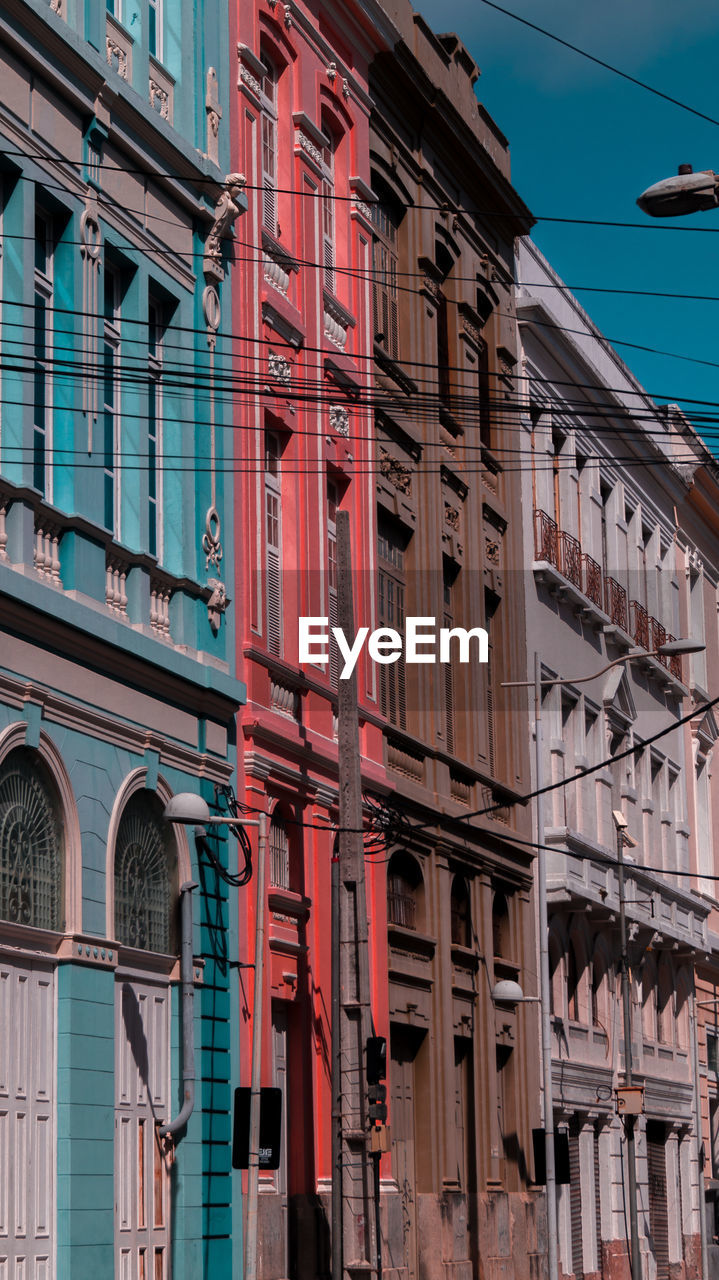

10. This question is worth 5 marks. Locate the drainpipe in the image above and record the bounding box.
[245,812,269,1280]
[160,881,197,1139]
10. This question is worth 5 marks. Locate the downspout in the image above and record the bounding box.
[160,880,197,1139]
[690,991,709,1280]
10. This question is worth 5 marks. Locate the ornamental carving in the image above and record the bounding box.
[485,538,500,567]
[269,351,292,386]
[327,62,337,83]
[206,67,222,164]
[204,173,246,280]
[444,503,460,532]
[379,447,412,495]
[298,132,323,167]
[355,200,372,220]
[50,0,62,13]
[342,79,350,99]
[284,3,292,26]
[106,37,128,79]
[329,405,349,437]
[206,578,231,632]
[240,65,262,96]
[149,79,170,119]
[203,506,224,572]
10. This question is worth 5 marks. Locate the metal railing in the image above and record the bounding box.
[533,510,680,678]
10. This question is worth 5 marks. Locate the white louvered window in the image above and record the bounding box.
[320,121,336,293]
[265,431,282,657]
[260,55,278,234]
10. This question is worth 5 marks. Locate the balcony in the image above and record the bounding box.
[533,510,683,684]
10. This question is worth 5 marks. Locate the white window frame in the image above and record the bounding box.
[319,124,335,293]
[259,55,278,234]
[148,0,162,61]
[265,431,282,656]
[148,298,163,562]
[103,263,122,539]
[34,209,54,503]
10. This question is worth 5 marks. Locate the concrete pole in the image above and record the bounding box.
[616,824,642,1280]
[690,994,709,1280]
[534,652,559,1280]
[335,509,375,1278]
[245,812,269,1280]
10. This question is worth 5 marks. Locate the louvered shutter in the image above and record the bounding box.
[569,1126,584,1280]
[647,1122,669,1280]
[266,545,281,656]
[261,113,277,234]
[593,1126,602,1272]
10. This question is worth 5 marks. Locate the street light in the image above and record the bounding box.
[504,635,703,1280]
[165,791,267,1280]
[637,165,719,217]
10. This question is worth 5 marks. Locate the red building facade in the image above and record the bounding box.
[230,2,394,1273]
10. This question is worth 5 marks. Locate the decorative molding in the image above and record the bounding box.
[149,580,172,639]
[327,62,337,83]
[106,36,128,79]
[283,3,292,26]
[205,67,222,165]
[355,199,372,221]
[298,131,322,167]
[379,448,412,495]
[204,173,246,282]
[149,78,170,120]
[444,503,460,532]
[106,553,129,616]
[206,578,231,633]
[240,64,262,96]
[202,506,224,573]
[269,351,292,386]
[50,0,62,14]
[342,79,350,99]
[329,405,349,438]
[34,520,62,585]
[263,250,291,297]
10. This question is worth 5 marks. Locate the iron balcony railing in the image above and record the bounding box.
[533,510,681,679]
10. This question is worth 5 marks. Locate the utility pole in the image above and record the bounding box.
[614,811,642,1280]
[534,653,559,1280]
[332,510,375,1278]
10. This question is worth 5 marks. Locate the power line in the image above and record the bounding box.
[477,0,719,130]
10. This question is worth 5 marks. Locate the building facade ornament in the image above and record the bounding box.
[206,578,231,633]
[204,173,246,281]
[298,131,322,167]
[379,447,412,494]
[205,67,222,164]
[240,64,262,96]
[149,79,170,119]
[106,37,128,79]
[203,507,224,572]
[329,406,349,438]
[269,351,292,385]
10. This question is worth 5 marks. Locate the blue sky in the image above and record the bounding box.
[416,0,719,436]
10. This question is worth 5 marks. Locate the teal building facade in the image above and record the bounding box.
[0,1,244,1275]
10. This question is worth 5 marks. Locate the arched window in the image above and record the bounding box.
[387,853,423,931]
[450,875,471,947]
[269,812,290,890]
[0,747,64,931]
[114,790,178,953]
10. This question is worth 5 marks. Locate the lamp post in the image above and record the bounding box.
[504,636,704,1280]
[637,166,719,217]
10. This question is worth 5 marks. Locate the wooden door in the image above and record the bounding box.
[0,956,55,1279]
[114,979,171,1280]
[390,1026,424,1279]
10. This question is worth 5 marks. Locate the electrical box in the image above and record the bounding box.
[232,1087,282,1170]
[370,1125,391,1154]
[616,1086,644,1116]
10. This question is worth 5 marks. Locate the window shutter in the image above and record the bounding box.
[266,545,282,657]
[324,236,335,293]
